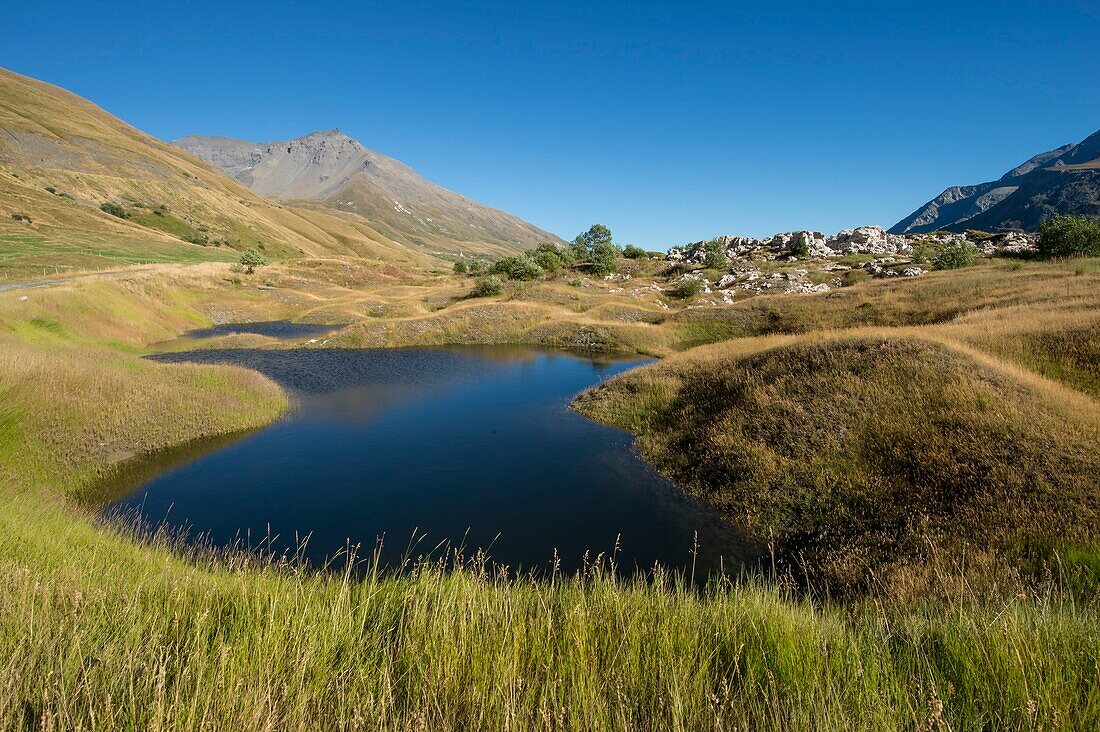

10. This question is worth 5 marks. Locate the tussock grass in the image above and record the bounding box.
[576,332,1100,595]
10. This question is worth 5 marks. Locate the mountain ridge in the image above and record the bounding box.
[891,129,1100,234]
[0,66,432,277]
[174,129,564,255]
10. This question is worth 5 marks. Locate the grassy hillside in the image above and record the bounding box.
[0,67,433,280]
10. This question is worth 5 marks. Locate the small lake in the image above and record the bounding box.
[105,345,758,579]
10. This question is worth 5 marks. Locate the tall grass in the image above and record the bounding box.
[1,491,1098,730]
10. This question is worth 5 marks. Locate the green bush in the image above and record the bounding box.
[239,249,267,274]
[670,278,704,299]
[911,243,936,265]
[99,201,130,219]
[791,234,810,258]
[703,239,728,270]
[10,213,31,223]
[1037,215,1100,258]
[471,275,505,297]
[590,241,621,276]
[182,234,209,245]
[622,245,648,259]
[934,241,978,270]
[531,244,564,272]
[490,255,543,281]
[453,260,469,275]
[467,260,487,275]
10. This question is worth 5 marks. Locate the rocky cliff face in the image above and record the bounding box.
[174,130,562,255]
[891,130,1100,234]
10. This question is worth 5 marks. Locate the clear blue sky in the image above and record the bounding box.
[3,1,1098,246]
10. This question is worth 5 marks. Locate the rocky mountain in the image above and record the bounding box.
[0,67,429,276]
[174,130,563,256]
[891,130,1100,234]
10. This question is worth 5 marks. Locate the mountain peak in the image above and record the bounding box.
[173,129,563,253]
[891,128,1100,233]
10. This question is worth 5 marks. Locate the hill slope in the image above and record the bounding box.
[174,130,564,256]
[0,67,433,280]
[891,130,1100,233]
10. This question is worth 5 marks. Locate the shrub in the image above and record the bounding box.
[622,245,648,259]
[453,260,469,275]
[1037,215,1100,258]
[490,255,543,281]
[471,275,505,297]
[791,233,810,258]
[702,239,728,270]
[10,213,31,223]
[934,241,978,270]
[911,243,936,265]
[590,241,621,276]
[468,260,487,275]
[531,244,564,272]
[44,186,56,194]
[99,201,130,219]
[670,278,703,299]
[182,234,209,245]
[239,249,267,274]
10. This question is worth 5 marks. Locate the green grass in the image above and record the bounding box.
[0,231,235,281]
[2,490,1098,730]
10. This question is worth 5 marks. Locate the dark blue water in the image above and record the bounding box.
[106,346,757,578]
[182,321,342,340]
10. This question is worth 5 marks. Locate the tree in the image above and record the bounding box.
[791,233,810,258]
[570,235,589,261]
[622,245,647,259]
[590,241,621,276]
[581,224,613,251]
[453,260,469,275]
[239,249,267,274]
[1037,215,1100,258]
[702,239,728,270]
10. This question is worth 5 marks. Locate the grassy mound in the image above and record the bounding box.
[576,336,1100,594]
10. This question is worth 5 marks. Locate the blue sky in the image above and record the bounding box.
[3,1,1098,246]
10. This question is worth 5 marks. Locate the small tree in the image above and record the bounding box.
[581,224,613,251]
[622,244,647,259]
[934,241,977,270]
[1037,215,1100,258]
[453,260,469,275]
[703,239,728,270]
[791,233,810,258]
[239,249,267,275]
[590,241,621,276]
[532,242,564,272]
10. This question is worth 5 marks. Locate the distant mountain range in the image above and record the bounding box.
[174,131,563,255]
[891,129,1100,234]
